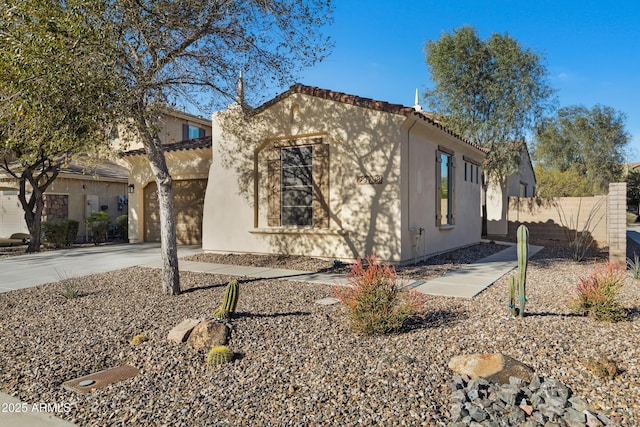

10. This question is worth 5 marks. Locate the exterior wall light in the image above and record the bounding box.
[127,184,135,194]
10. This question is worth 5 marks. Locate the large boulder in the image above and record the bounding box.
[167,318,202,343]
[448,353,533,384]
[187,320,230,350]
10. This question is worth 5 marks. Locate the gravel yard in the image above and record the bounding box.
[1,243,639,426]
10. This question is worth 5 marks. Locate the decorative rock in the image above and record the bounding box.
[448,353,504,379]
[187,320,230,350]
[529,373,542,391]
[585,411,604,427]
[447,353,534,384]
[468,404,487,422]
[167,318,202,343]
[564,407,586,426]
[507,406,526,425]
[447,374,611,427]
[520,399,534,416]
[568,396,589,412]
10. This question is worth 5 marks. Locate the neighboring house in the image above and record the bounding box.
[202,84,487,263]
[118,109,213,245]
[485,143,537,236]
[112,108,212,151]
[0,159,128,241]
[122,137,212,245]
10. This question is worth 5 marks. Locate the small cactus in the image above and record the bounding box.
[130,334,148,346]
[207,345,234,366]
[213,280,239,319]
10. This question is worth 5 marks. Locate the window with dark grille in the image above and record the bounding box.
[281,145,313,226]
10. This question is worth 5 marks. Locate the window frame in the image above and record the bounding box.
[182,124,206,140]
[265,137,330,229]
[436,147,456,227]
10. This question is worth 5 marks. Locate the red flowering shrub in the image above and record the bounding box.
[334,255,425,335]
[571,261,626,322]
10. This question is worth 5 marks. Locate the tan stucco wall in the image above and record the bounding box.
[0,176,126,241]
[112,110,212,151]
[487,148,537,236]
[204,94,406,261]
[125,148,211,243]
[401,120,485,261]
[203,93,486,263]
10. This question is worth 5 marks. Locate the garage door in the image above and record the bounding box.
[143,179,207,245]
[0,191,29,238]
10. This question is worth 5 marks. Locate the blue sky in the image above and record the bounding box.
[274,0,640,161]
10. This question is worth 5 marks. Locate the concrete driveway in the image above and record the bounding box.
[0,244,202,293]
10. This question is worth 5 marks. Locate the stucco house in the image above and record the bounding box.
[0,159,128,241]
[485,143,537,236]
[202,84,487,263]
[120,109,213,245]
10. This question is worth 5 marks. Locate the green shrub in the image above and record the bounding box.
[571,261,627,322]
[66,220,79,245]
[85,211,110,244]
[42,219,79,248]
[628,253,640,279]
[333,255,425,335]
[116,215,128,241]
[57,268,80,300]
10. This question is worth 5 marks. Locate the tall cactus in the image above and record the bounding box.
[213,280,239,319]
[508,276,517,316]
[509,225,529,317]
[517,224,529,317]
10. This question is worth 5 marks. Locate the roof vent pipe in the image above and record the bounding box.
[413,88,423,112]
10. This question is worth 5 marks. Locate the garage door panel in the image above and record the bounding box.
[143,179,206,245]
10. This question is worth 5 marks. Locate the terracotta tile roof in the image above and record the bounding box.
[1,158,128,180]
[62,159,128,180]
[253,83,487,154]
[122,136,212,157]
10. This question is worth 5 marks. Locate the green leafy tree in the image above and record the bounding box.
[626,169,640,209]
[534,164,593,197]
[424,26,556,184]
[0,0,122,252]
[533,105,629,194]
[91,0,333,295]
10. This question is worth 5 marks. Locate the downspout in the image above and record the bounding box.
[253,149,259,228]
[406,118,418,264]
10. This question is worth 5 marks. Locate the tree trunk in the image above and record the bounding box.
[18,167,54,253]
[156,173,180,295]
[22,191,44,253]
[138,119,180,295]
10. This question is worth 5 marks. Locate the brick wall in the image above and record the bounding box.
[507,196,608,247]
[608,182,627,263]
[506,183,627,262]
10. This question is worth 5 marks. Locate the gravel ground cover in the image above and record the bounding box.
[1,243,639,426]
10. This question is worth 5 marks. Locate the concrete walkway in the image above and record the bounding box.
[160,243,543,299]
[0,241,542,426]
[410,243,543,298]
[0,243,202,293]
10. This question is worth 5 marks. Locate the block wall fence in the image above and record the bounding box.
[506,183,627,263]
